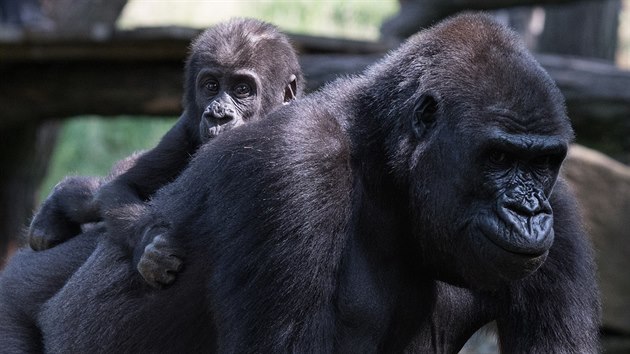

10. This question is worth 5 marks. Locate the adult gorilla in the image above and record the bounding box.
[23,13,603,352]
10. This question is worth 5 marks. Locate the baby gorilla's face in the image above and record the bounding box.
[196,68,261,143]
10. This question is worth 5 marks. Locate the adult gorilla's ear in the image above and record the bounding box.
[283,74,298,103]
[412,93,438,139]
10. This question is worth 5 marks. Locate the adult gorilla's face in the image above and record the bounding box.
[454,110,567,288]
[406,50,572,290]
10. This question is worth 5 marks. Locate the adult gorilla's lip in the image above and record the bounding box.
[482,231,546,258]
[477,218,551,257]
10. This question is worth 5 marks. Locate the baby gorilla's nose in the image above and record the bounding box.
[211,101,227,119]
[204,102,235,124]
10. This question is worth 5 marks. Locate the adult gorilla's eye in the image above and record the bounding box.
[234,83,252,98]
[531,155,558,172]
[531,155,551,167]
[489,150,509,165]
[204,80,219,94]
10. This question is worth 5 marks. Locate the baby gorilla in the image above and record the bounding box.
[26,18,303,287]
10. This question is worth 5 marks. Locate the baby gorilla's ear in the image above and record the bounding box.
[284,74,298,103]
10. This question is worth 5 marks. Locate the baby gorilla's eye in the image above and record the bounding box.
[234,83,252,98]
[204,80,219,95]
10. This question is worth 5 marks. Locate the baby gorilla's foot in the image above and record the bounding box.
[137,234,184,288]
[28,223,75,251]
[28,206,81,251]
[28,175,102,251]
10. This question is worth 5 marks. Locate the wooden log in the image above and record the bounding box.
[380,0,609,39]
[411,0,601,9]
[536,54,630,156]
[1,31,629,139]
[0,60,185,123]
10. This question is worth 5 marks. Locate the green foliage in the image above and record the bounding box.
[243,0,397,40]
[619,0,630,68]
[42,1,398,200]
[40,116,175,201]
[118,0,398,41]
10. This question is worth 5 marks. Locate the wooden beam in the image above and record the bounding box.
[2,30,629,140]
[537,54,630,154]
[0,27,387,61]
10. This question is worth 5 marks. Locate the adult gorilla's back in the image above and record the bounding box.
[40,75,352,353]
[40,13,598,353]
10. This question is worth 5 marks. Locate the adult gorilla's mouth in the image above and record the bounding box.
[473,226,549,281]
[478,210,553,257]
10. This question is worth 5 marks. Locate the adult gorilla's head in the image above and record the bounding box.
[184,18,303,142]
[365,14,572,289]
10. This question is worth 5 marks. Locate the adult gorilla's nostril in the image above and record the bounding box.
[505,191,549,217]
[505,199,539,217]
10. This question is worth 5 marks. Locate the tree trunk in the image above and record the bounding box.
[380,0,607,40]
[0,0,129,261]
[537,0,621,60]
[0,121,58,264]
[535,0,626,159]
[44,0,129,37]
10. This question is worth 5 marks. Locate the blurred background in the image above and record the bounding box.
[49,0,399,197]
[1,0,630,352]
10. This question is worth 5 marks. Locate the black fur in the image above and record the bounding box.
[0,18,303,350]
[3,13,598,353]
[26,18,303,253]
[0,228,101,352]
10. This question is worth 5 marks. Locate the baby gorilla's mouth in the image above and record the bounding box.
[207,119,236,138]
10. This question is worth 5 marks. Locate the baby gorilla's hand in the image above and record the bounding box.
[137,233,184,288]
